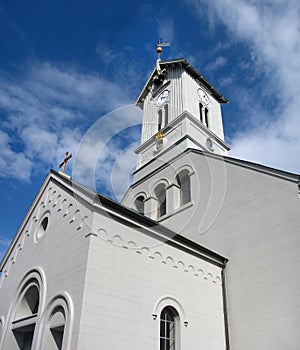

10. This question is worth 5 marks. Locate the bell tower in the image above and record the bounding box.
[134,44,230,170]
[122,45,230,219]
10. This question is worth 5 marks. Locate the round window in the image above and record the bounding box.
[35,213,50,242]
[206,138,214,151]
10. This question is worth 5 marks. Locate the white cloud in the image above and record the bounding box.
[111,141,140,201]
[187,0,300,173]
[72,105,142,197]
[0,130,32,181]
[206,56,227,72]
[0,61,134,182]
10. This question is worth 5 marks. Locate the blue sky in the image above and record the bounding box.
[1,0,300,260]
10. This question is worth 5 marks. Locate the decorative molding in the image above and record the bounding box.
[1,267,47,347]
[171,164,195,183]
[152,295,188,326]
[35,291,74,350]
[0,185,89,288]
[93,226,222,285]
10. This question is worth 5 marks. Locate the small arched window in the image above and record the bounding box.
[134,195,145,215]
[160,306,179,350]
[164,104,169,126]
[176,170,191,206]
[158,110,163,131]
[155,184,167,218]
[204,108,209,127]
[199,103,203,123]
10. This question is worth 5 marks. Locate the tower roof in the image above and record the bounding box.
[136,58,228,106]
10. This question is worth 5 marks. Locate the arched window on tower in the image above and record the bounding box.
[155,183,166,218]
[204,108,209,127]
[134,195,145,215]
[160,306,179,350]
[199,103,204,123]
[164,104,169,126]
[158,110,163,131]
[176,170,191,206]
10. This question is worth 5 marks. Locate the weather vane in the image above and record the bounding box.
[156,39,171,74]
[59,151,72,174]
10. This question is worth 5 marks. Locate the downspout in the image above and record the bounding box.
[222,261,230,350]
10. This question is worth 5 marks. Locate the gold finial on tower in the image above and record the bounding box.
[156,45,163,56]
[155,39,171,74]
[155,39,171,59]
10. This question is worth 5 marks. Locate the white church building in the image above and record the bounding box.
[1,53,300,350]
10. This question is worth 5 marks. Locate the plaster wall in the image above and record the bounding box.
[0,178,91,350]
[133,150,300,350]
[76,208,227,350]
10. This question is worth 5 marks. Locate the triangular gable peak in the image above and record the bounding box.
[136,58,228,107]
[0,171,94,281]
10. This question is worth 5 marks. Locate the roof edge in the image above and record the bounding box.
[1,169,227,271]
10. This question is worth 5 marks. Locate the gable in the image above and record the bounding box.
[0,172,93,285]
[136,58,228,107]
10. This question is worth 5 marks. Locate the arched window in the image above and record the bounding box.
[39,293,73,350]
[158,110,163,131]
[134,195,145,215]
[158,104,169,131]
[199,103,203,123]
[13,282,40,349]
[204,108,209,127]
[164,104,169,126]
[160,306,179,350]
[46,306,66,350]
[176,170,191,206]
[155,184,166,218]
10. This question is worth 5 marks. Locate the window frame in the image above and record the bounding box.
[39,292,73,350]
[176,170,191,206]
[134,195,145,215]
[160,306,179,350]
[155,183,167,218]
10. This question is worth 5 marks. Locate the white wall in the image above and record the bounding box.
[131,150,300,350]
[0,172,227,350]
[76,208,227,350]
[0,176,92,350]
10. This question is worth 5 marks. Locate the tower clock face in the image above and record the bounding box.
[156,90,169,107]
[197,88,210,105]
